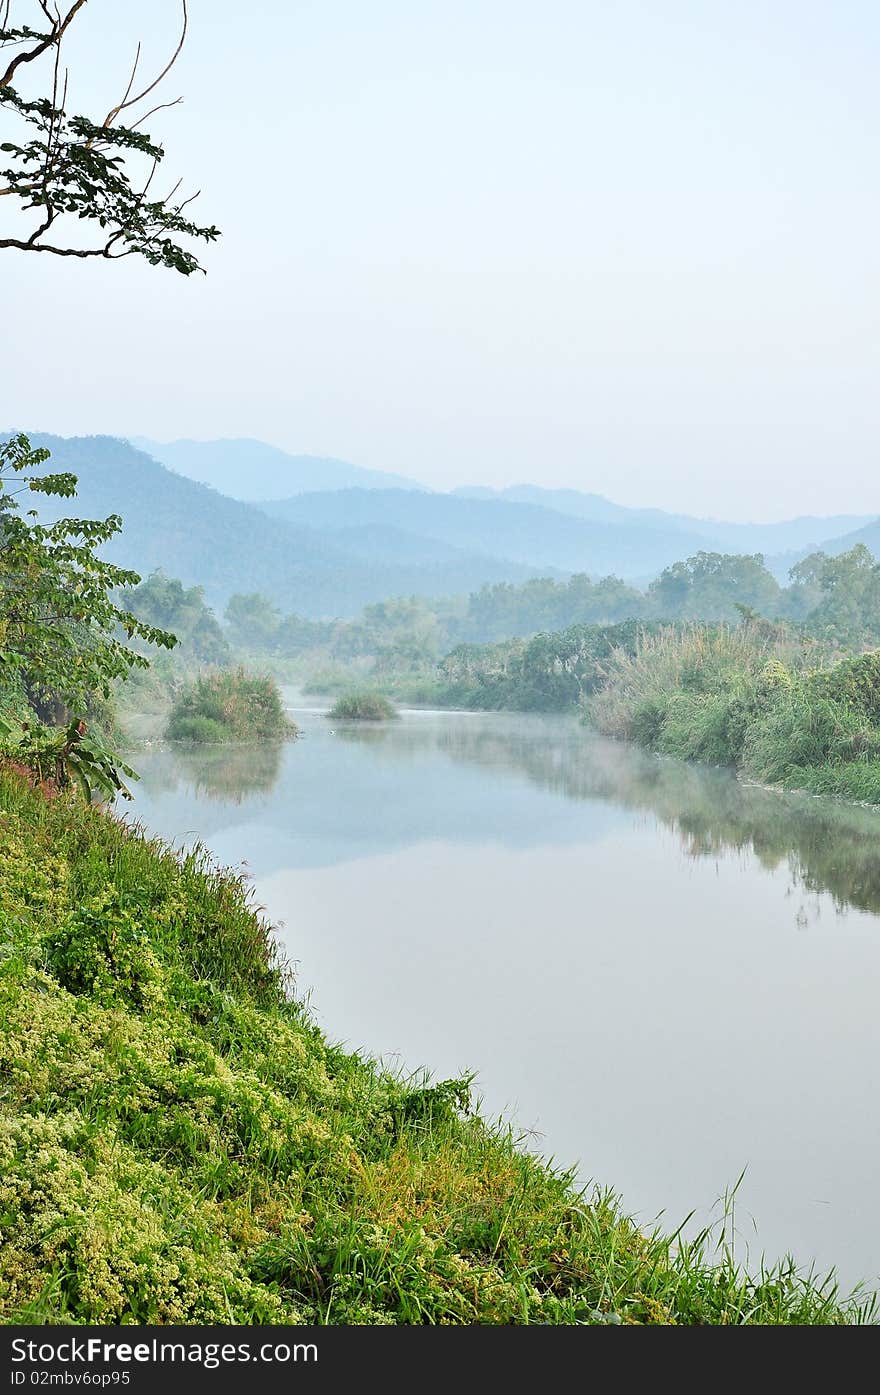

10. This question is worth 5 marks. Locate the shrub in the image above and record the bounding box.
[166,669,297,743]
[807,652,880,722]
[166,714,229,744]
[328,691,398,721]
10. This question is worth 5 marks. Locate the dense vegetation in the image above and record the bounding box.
[166,670,297,744]
[328,692,398,721]
[0,435,176,796]
[589,626,880,804]
[150,546,880,701]
[0,766,869,1325]
[425,622,657,711]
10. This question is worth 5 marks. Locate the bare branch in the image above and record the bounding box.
[0,0,87,89]
[100,0,187,129]
[116,40,141,111]
[130,94,183,132]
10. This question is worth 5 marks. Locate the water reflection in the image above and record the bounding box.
[130,712,880,922]
[124,708,880,1291]
[175,741,284,802]
[428,720,880,921]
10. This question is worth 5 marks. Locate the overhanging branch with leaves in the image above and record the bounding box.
[0,0,218,273]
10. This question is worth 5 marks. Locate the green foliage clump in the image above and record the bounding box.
[328,691,398,721]
[166,669,297,744]
[434,621,659,712]
[649,552,782,623]
[785,546,880,644]
[167,714,229,744]
[589,625,880,805]
[0,768,869,1325]
[0,433,178,796]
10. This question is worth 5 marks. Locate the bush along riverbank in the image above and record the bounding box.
[587,625,880,804]
[166,669,297,743]
[0,765,873,1325]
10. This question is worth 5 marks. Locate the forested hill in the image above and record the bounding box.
[21,436,540,616]
[259,488,716,579]
[21,435,879,617]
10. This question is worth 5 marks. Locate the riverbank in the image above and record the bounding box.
[0,763,873,1324]
[588,628,880,805]
[333,622,880,810]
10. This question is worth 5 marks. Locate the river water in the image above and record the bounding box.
[123,701,880,1294]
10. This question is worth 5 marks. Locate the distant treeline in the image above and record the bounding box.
[123,544,880,683]
[432,622,657,711]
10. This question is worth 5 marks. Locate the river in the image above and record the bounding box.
[123,699,880,1295]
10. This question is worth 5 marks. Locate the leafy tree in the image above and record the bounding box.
[649,552,781,622]
[0,6,218,792]
[0,1,217,273]
[0,433,176,793]
[224,592,282,654]
[125,570,229,665]
[437,621,657,711]
[275,610,334,656]
[458,572,646,644]
[788,546,880,644]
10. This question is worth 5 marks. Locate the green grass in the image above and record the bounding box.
[327,691,399,721]
[588,626,880,805]
[0,766,873,1324]
[166,668,297,744]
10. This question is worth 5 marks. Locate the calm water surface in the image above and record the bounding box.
[124,700,880,1293]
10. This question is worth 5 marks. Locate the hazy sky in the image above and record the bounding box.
[3,0,878,519]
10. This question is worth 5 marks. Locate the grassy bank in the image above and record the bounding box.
[588,626,880,803]
[0,768,872,1325]
[166,669,297,744]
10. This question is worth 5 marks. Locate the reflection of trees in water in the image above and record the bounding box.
[129,742,284,805]
[176,744,284,802]
[132,718,880,919]
[343,716,880,919]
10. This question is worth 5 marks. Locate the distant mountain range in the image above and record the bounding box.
[131,436,875,578]
[453,484,874,559]
[15,433,878,617]
[130,437,426,500]
[25,436,539,616]
[259,489,715,580]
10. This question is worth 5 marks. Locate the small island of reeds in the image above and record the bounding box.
[327,691,399,721]
[166,669,297,743]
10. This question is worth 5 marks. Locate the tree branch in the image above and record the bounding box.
[0,0,216,274]
[0,0,86,88]
[99,0,187,130]
[0,235,106,256]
